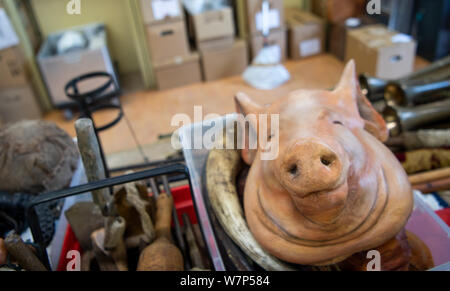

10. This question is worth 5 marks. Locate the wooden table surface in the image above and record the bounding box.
[44,54,428,155]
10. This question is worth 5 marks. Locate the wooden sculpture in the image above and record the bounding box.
[207,60,434,270]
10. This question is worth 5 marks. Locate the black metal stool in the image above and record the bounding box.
[65,72,123,178]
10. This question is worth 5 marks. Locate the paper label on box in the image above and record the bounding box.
[255,9,280,32]
[299,38,320,57]
[0,8,20,50]
[391,34,412,43]
[151,0,180,20]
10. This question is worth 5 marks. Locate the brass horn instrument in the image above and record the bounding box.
[358,74,388,102]
[384,80,450,106]
[383,98,450,137]
[359,55,450,102]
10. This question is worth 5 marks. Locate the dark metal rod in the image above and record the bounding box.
[109,158,184,173]
[149,178,160,198]
[28,164,188,207]
[27,207,51,270]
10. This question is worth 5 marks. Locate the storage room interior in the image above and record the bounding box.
[0,0,449,272]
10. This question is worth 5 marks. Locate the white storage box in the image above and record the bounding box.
[37,23,117,107]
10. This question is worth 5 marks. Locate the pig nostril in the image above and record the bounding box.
[288,164,298,176]
[320,156,334,167]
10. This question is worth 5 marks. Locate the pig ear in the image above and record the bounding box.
[334,60,358,94]
[235,92,263,165]
[235,92,262,116]
[356,90,389,142]
[334,60,389,142]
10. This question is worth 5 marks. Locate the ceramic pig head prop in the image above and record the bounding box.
[235,61,413,266]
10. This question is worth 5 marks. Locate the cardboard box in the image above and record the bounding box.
[197,36,234,52]
[0,5,27,88]
[246,0,285,35]
[286,9,325,60]
[249,28,287,62]
[0,6,20,50]
[153,53,202,90]
[188,6,235,45]
[37,23,117,107]
[201,39,248,81]
[0,84,41,123]
[345,25,417,79]
[311,0,366,23]
[328,17,376,60]
[140,0,184,25]
[146,20,190,62]
[0,46,27,88]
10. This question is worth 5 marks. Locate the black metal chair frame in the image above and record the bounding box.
[64,72,123,178]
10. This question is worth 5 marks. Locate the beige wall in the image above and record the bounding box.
[31,0,139,74]
[284,0,310,9]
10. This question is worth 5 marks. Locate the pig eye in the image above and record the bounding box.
[333,121,344,125]
[320,156,333,166]
[268,134,274,140]
[288,164,298,176]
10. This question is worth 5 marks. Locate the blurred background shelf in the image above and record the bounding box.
[0,0,447,128]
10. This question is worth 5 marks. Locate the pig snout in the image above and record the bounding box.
[279,141,346,197]
[278,140,350,224]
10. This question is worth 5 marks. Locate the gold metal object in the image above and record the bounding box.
[383,98,450,137]
[384,80,450,106]
[359,55,450,102]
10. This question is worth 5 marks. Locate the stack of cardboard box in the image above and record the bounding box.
[285,8,325,60]
[245,0,286,61]
[311,0,369,60]
[186,4,248,81]
[0,5,41,123]
[140,0,202,89]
